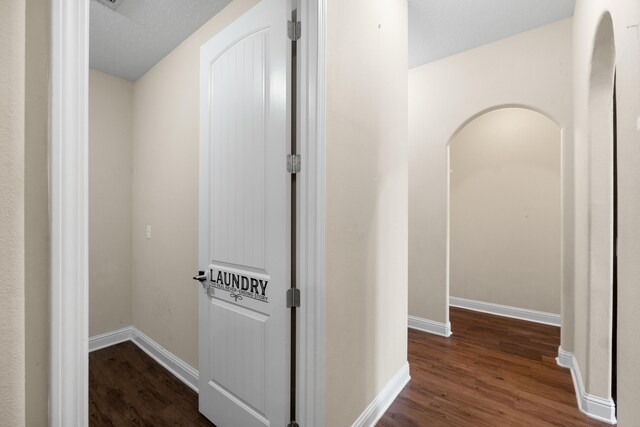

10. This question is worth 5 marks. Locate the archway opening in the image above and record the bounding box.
[448,107,562,334]
[582,11,617,413]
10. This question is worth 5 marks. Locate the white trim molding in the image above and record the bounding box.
[132,328,199,392]
[556,346,573,368]
[88,327,133,353]
[89,327,199,393]
[450,297,561,327]
[351,362,410,427]
[556,347,617,424]
[49,0,89,425]
[297,0,326,426]
[408,315,452,337]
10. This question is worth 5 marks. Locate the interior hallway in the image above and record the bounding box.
[379,308,609,427]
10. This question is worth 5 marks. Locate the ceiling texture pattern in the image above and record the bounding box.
[408,0,575,68]
[90,0,232,81]
[90,0,575,80]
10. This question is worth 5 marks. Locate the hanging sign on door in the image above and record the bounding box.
[208,268,270,303]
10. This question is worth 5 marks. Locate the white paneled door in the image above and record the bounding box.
[198,0,290,426]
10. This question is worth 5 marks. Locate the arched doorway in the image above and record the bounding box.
[576,10,617,419]
[447,107,562,329]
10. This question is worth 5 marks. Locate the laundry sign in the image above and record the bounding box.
[209,268,269,303]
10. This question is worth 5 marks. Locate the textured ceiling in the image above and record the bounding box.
[90,0,233,81]
[408,0,575,69]
[91,0,576,80]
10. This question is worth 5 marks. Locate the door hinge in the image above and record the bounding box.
[286,288,301,308]
[287,154,301,174]
[288,20,301,41]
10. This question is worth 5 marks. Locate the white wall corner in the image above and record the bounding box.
[556,348,616,425]
[582,393,616,425]
[88,327,133,353]
[450,297,561,327]
[408,315,452,337]
[130,327,199,392]
[556,346,573,368]
[351,362,410,427]
[88,327,199,393]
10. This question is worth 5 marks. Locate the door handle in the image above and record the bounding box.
[193,271,207,282]
[193,270,214,297]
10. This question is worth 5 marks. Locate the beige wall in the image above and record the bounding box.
[25,0,50,425]
[0,0,26,424]
[11,2,638,426]
[450,108,561,314]
[409,19,573,346]
[131,0,259,368]
[8,2,636,426]
[325,0,408,425]
[89,69,134,336]
[573,1,640,422]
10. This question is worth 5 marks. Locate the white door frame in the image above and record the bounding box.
[296,1,326,425]
[49,0,89,425]
[48,0,325,425]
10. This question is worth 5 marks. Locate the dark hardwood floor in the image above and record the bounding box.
[378,307,610,427]
[89,341,214,426]
[90,308,609,426]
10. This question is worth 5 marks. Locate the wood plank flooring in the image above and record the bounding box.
[90,308,609,426]
[89,341,214,426]
[378,307,611,426]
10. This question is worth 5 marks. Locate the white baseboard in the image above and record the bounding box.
[89,326,199,393]
[408,315,452,337]
[556,346,573,368]
[351,362,410,427]
[556,347,617,424]
[450,297,561,327]
[131,327,199,392]
[89,327,134,352]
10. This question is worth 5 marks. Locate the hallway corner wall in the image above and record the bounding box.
[573,1,640,422]
[408,18,574,348]
[324,0,409,425]
[89,69,134,337]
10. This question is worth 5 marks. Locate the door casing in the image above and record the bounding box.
[48,1,326,425]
